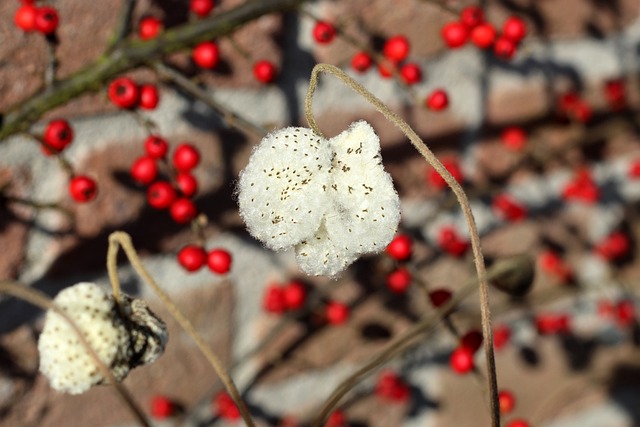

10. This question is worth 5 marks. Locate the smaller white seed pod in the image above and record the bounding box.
[38,282,168,395]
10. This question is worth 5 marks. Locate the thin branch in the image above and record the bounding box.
[304,64,499,427]
[106,231,256,427]
[153,62,268,139]
[0,0,308,142]
[107,0,138,53]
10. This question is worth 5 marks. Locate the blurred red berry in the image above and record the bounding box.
[263,284,287,314]
[383,35,410,62]
[595,231,630,261]
[387,268,412,293]
[562,169,599,203]
[34,6,59,34]
[108,77,140,109]
[43,119,73,152]
[500,126,527,150]
[170,198,197,224]
[400,63,422,85]
[173,143,200,172]
[450,346,474,374]
[139,84,160,110]
[139,16,162,40]
[144,135,169,159]
[428,288,452,308]
[324,410,347,427]
[427,158,463,190]
[494,36,517,60]
[604,79,626,111]
[253,60,278,83]
[386,234,413,261]
[441,21,468,48]
[150,395,175,419]
[536,312,570,335]
[616,299,636,327]
[176,172,198,198]
[207,248,232,274]
[502,16,527,43]
[499,390,516,414]
[460,330,483,353]
[312,21,336,44]
[130,156,158,185]
[438,226,469,257]
[493,194,527,222]
[193,41,219,69]
[69,176,98,203]
[375,370,410,403]
[493,324,511,349]
[425,89,449,111]
[460,5,484,29]
[326,301,349,325]
[351,51,373,73]
[539,250,573,283]
[190,0,214,17]
[177,245,207,272]
[470,23,496,49]
[283,281,306,310]
[377,60,398,79]
[147,181,176,209]
[214,392,241,421]
[14,4,37,32]
[506,420,530,427]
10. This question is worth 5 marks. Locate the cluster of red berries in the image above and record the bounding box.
[375,370,411,403]
[438,226,470,257]
[492,193,527,222]
[14,1,59,35]
[177,245,232,274]
[441,6,527,60]
[136,0,215,41]
[108,77,159,110]
[538,250,573,283]
[263,281,307,314]
[562,168,599,204]
[535,312,571,335]
[557,92,593,123]
[41,119,98,203]
[385,234,414,293]
[449,329,483,374]
[214,392,241,421]
[598,298,636,327]
[594,231,631,262]
[427,157,464,190]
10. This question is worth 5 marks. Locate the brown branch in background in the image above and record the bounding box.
[0,0,309,142]
[153,62,268,139]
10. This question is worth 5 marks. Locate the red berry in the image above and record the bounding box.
[253,60,278,84]
[450,346,474,374]
[500,126,527,150]
[470,23,496,49]
[34,6,59,34]
[214,392,241,421]
[43,119,73,152]
[351,51,373,73]
[325,301,349,325]
[428,288,452,308]
[441,21,468,48]
[427,158,463,190]
[460,330,483,353]
[144,135,169,159]
[502,16,527,43]
[147,181,176,209]
[69,176,98,203]
[604,79,626,111]
[562,169,599,203]
[207,248,232,274]
[383,35,410,62]
[425,89,449,111]
[170,198,197,224]
[375,370,410,403]
[283,281,306,310]
[172,143,200,172]
[138,16,162,40]
[263,284,287,314]
[535,312,570,335]
[498,390,516,414]
[324,410,347,427]
[492,194,527,222]
[386,268,412,293]
[139,84,160,110]
[400,63,422,85]
[108,77,140,109]
[506,420,530,427]
[312,21,336,44]
[377,60,398,79]
[438,226,469,257]
[460,6,484,29]
[190,0,214,17]
[130,156,158,185]
[177,245,207,272]
[616,299,635,327]
[629,160,640,179]
[150,395,175,419]
[193,41,219,69]
[494,36,517,60]
[539,250,573,283]
[176,172,198,198]
[386,234,413,261]
[493,324,511,349]
[14,4,37,32]
[594,231,630,261]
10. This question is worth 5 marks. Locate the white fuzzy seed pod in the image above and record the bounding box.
[38,282,167,394]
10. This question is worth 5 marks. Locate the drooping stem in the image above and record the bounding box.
[0,281,151,427]
[106,231,256,427]
[304,63,499,427]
